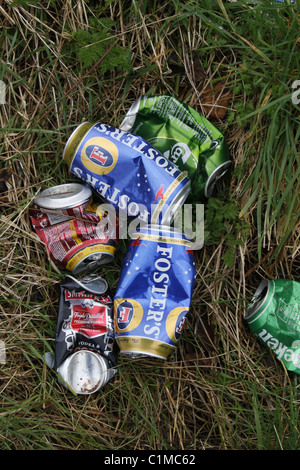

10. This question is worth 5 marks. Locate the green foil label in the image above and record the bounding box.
[120,95,230,201]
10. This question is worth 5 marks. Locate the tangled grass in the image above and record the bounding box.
[0,0,299,451]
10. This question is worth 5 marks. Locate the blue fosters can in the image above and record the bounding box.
[114,225,196,359]
[62,122,190,225]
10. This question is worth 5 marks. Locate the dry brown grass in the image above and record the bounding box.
[0,0,299,451]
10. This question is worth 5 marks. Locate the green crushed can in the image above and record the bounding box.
[246,279,300,375]
[120,95,230,201]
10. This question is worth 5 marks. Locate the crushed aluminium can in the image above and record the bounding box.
[114,225,196,359]
[120,95,231,200]
[30,183,118,273]
[245,278,300,375]
[45,274,117,395]
[62,122,191,225]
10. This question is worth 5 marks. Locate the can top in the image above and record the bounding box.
[62,122,93,166]
[205,161,231,198]
[34,183,92,210]
[65,350,109,395]
[160,179,191,225]
[245,279,272,321]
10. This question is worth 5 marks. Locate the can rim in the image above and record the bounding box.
[65,273,108,295]
[134,223,190,240]
[205,161,231,198]
[34,183,91,210]
[245,279,274,322]
[62,121,89,161]
[71,252,114,274]
[120,350,167,360]
[119,97,141,132]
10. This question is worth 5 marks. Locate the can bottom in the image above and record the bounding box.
[62,122,93,166]
[120,350,166,360]
[57,350,111,395]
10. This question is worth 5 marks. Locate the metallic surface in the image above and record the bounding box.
[246,279,300,375]
[48,274,117,394]
[62,122,191,224]
[114,225,196,359]
[120,95,230,200]
[34,182,91,210]
[30,183,118,273]
[57,350,114,395]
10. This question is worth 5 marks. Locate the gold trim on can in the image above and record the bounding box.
[62,122,93,167]
[116,336,175,360]
[151,172,189,224]
[66,244,116,273]
[134,232,192,247]
[34,183,91,210]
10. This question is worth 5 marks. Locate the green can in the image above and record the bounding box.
[246,279,300,375]
[120,95,230,201]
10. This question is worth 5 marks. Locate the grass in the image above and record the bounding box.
[0,0,299,451]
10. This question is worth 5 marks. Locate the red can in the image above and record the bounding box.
[30,183,118,273]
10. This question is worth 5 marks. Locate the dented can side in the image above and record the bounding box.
[62,121,191,225]
[120,95,231,200]
[30,183,118,273]
[114,225,196,359]
[51,274,117,395]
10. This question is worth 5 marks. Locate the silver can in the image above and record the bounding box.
[33,182,91,210]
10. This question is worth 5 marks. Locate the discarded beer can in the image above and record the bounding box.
[246,278,300,375]
[62,122,191,224]
[114,225,196,359]
[30,183,118,273]
[120,95,230,200]
[45,274,117,395]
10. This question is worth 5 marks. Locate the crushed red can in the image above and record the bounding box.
[114,225,196,359]
[30,183,118,273]
[45,274,117,395]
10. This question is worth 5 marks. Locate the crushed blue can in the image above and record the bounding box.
[62,122,191,225]
[114,225,196,359]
